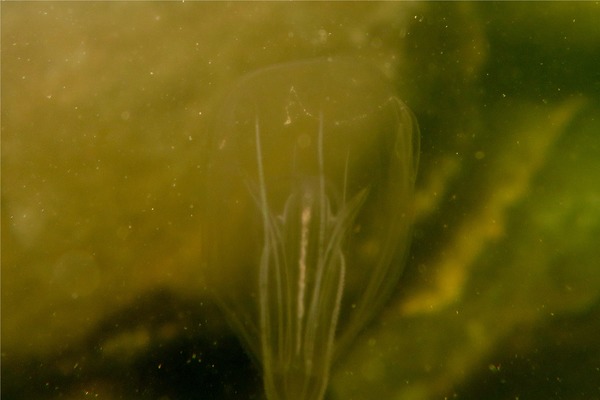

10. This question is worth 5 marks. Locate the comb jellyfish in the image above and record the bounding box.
[203,58,419,400]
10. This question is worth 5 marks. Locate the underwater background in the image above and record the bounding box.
[3,2,599,399]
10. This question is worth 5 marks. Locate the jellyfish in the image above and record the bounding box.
[203,58,419,400]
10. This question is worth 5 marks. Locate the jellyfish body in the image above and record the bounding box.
[204,58,419,400]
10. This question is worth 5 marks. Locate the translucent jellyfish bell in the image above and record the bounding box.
[203,58,419,400]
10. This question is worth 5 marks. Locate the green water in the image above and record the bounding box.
[3,2,599,399]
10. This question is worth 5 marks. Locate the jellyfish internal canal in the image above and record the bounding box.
[253,109,367,398]
[204,58,420,400]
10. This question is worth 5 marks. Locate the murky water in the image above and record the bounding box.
[3,2,599,399]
